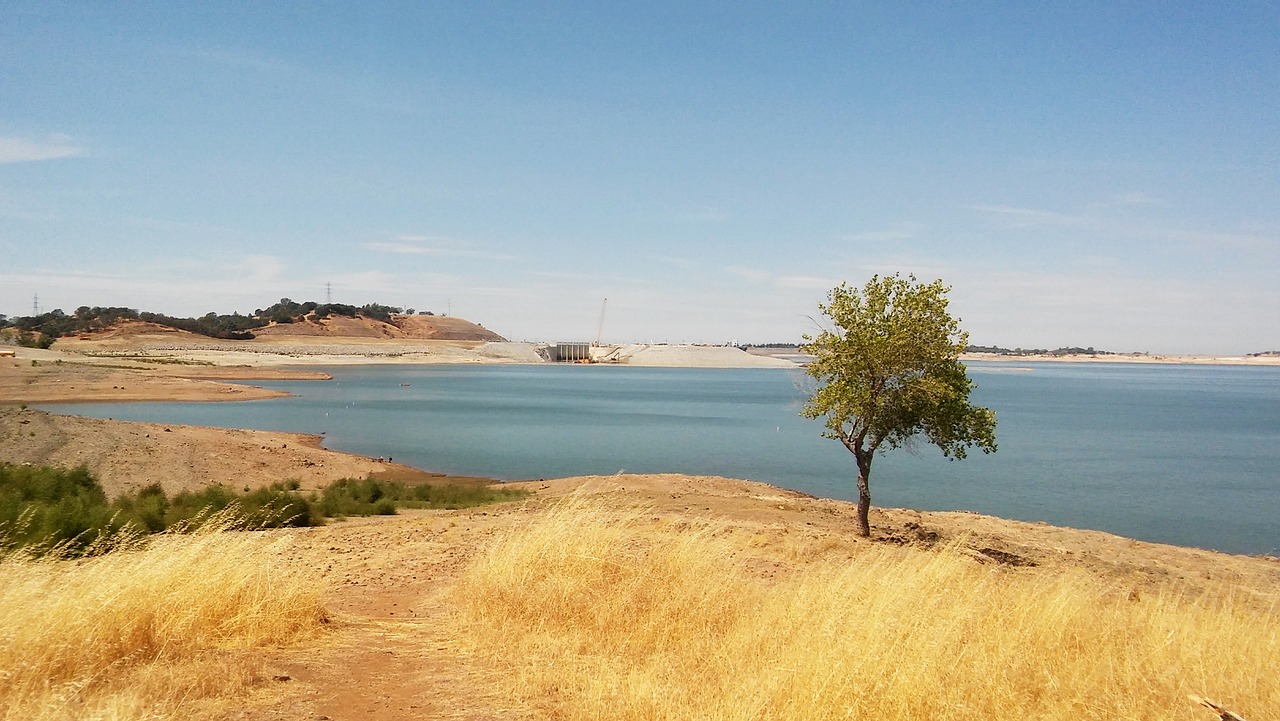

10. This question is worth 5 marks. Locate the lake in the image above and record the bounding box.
[46,362,1280,555]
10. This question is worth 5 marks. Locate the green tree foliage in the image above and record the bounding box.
[138,310,263,339]
[311,303,358,320]
[358,303,402,323]
[801,274,997,537]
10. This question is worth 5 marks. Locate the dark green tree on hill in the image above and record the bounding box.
[801,274,997,537]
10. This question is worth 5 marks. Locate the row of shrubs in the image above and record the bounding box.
[0,299,431,345]
[0,463,528,556]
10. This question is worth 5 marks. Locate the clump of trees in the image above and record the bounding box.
[966,344,1114,356]
[802,274,997,537]
[1,299,432,347]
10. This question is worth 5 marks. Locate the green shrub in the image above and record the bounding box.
[168,482,316,529]
[319,477,528,518]
[111,483,169,533]
[2,464,528,555]
[1,464,121,554]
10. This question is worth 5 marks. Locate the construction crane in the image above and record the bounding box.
[594,297,608,346]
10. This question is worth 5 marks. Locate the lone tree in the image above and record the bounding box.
[801,273,997,537]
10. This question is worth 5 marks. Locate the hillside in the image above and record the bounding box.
[55,314,504,348]
[251,313,505,341]
[1,301,505,345]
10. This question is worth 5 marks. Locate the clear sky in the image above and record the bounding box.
[2,3,1277,353]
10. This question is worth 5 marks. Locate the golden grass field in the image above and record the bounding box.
[5,485,1274,721]
[0,517,325,720]
[454,495,1279,720]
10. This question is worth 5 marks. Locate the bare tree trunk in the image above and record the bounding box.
[854,450,873,537]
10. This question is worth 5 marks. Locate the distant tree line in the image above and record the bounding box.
[0,299,433,348]
[965,345,1114,356]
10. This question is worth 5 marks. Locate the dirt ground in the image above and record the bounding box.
[0,407,496,497]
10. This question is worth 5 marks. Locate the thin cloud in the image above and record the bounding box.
[724,266,771,283]
[526,270,641,285]
[775,274,838,290]
[363,235,518,261]
[688,206,729,223]
[1112,191,1164,206]
[1169,228,1278,253]
[964,203,1082,226]
[654,255,696,269]
[836,222,924,243]
[0,134,83,164]
[180,45,300,76]
[224,255,285,284]
[724,266,837,290]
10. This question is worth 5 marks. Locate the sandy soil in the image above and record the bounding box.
[0,407,492,498]
[51,335,546,367]
[0,352,326,404]
[612,343,799,368]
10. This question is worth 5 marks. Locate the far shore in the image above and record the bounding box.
[960,351,1280,366]
[5,340,1280,408]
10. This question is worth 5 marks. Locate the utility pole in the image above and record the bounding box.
[326,282,332,304]
[33,293,39,316]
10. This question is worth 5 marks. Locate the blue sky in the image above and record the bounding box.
[2,3,1277,352]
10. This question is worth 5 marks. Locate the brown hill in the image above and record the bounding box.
[65,314,505,345]
[252,314,505,342]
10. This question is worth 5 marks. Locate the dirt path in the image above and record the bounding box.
[235,509,537,721]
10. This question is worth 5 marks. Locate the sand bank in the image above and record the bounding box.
[0,407,492,498]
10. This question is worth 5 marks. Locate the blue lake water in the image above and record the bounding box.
[45,362,1280,555]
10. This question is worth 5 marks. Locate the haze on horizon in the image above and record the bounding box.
[2,4,1277,354]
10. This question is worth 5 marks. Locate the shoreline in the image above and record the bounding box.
[0,406,502,498]
[960,351,1280,366]
[4,352,1279,561]
[4,403,1278,567]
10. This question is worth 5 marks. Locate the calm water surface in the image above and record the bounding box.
[47,362,1280,555]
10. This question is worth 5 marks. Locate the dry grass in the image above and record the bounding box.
[0,518,325,720]
[456,496,1279,720]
